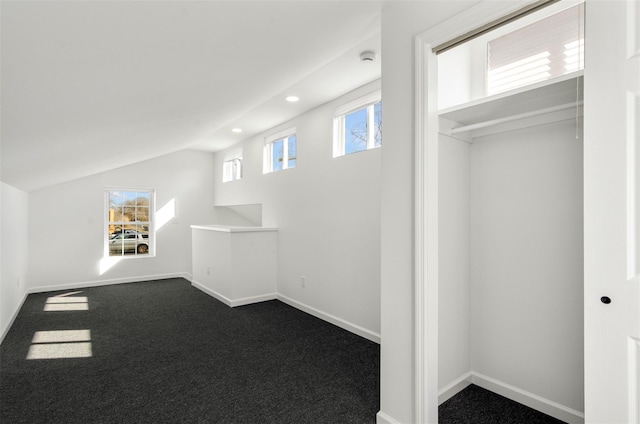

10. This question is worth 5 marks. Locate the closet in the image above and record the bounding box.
[436,2,585,422]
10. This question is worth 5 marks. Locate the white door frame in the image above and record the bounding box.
[413,1,545,422]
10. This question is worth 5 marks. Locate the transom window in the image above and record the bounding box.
[487,3,584,95]
[333,91,382,157]
[106,189,153,257]
[223,154,243,182]
[263,128,297,173]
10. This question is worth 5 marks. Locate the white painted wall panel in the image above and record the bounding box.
[469,119,584,412]
[438,135,471,392]
[1,182,29,340]
[379,2,481,422]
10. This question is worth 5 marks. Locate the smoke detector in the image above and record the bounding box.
[360,51,376,62]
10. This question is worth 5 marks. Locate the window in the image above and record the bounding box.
[106,189,153,257]
[222,148,243,182]
[263,128,297,173]
[487,3,584,95]
[333,91,382,157]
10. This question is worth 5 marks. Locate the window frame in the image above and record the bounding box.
[333,90,382,158]
[104,188,155,258]
[222,149,243,182]
[263,127,297,174]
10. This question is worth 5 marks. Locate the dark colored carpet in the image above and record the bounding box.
[0,278,379,424]
[439,384,566,424]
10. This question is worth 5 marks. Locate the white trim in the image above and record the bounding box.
[105,188,156,257]
[277,293,380,344]
[438,372,473,405]
[450,101,582,135]
[376,411,402,424]
[470,372,585,424]
[334,90,381,117]
[0,291,29,345]
[28,272,191,294]
[436,371,585,422]
[190,280,277,307]
[190,285,379,342]
[223,147,243,161]
[223,157,243,182]
[264,126,297,145]
[414,29,440,424]
[263,128,297,174]
[333,92,382,158]
[190,224,277,233]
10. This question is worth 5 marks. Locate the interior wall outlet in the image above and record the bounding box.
[206,266,211,275]
[300,275,307,288]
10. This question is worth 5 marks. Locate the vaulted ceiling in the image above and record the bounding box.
[1,1,382,192]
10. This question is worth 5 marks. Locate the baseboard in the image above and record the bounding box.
[376,411,402,424]
[191,280,277,307]
[277,294,380,344]
[471,372,585,424]
[28,272,192,294]
[439,371,473,405]
[0,291,29,346]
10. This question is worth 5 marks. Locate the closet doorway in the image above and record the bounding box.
[413,1,640,423]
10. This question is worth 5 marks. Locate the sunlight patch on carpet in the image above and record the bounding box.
[27,330,93,360]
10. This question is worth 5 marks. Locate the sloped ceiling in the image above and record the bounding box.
[1,1,382,192]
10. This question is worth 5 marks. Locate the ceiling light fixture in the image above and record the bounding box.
[232,128,242,133]
[286,96,299,103]
[360,51,376,62]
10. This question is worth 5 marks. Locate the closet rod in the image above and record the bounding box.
[449,101,583,135]
[432,0,560,54]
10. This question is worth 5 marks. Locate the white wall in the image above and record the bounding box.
[438,136,471,394]
[1,182,29,341]
[437,118,584,418]
[378,2,480,423]
[27,150,218,291]
[469,119,584,412]
[212,80,381,340]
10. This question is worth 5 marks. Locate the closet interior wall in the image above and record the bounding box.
[439,106,584,415]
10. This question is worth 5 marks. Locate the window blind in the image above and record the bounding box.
[487,3,584,95]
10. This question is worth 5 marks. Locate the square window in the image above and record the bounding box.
[333,91,381,157]
[222,149,243,182]
[264,128,297,174]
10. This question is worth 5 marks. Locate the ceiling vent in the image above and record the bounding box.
[360,51,376,62]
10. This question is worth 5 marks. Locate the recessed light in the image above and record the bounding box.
[232,128,242,133]
[285,96,299,103]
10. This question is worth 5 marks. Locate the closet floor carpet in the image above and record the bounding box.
[439,384,566,424]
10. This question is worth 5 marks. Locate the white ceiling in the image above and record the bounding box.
[1,1,382,192]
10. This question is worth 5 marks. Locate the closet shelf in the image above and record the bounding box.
[439,71,583,129]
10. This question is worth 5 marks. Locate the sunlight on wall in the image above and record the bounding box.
[156,198,176,231]
[99,255,122,276]
[26,330,92,360]
[44,292,89,311]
